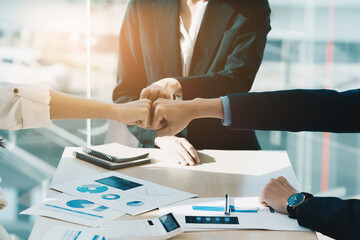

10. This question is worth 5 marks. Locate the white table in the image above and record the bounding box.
[29,144,317,240]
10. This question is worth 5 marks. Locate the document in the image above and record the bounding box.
[21,193,124,227]
[52,171,197,216]
[160,197,311,232]
[41,226,104,240]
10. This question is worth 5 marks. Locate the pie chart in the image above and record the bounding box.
[126,201,144,207]
[66,199,94,209]
[76,184,108,194]
[101,194,120,200]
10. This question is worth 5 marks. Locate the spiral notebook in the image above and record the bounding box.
[73,151,150,170]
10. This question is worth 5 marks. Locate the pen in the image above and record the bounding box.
[224,194,230,215]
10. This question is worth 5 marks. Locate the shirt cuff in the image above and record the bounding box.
[220,96,232,127]
[15,83,51,129]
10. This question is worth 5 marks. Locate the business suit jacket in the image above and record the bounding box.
[113,0,271,149]
[298,197,360,240]
[227,89,360,239]
[227,89,360,132]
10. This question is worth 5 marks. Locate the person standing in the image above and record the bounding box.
[113,0,271,165]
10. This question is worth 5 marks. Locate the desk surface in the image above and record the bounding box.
[29,145,317,240]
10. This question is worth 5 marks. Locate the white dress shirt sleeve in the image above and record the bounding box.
[0,82,51,130]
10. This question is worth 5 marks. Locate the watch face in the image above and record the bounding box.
[288,193,305,207]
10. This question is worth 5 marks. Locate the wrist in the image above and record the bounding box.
[191,98,224,120]
[185,99,201,121]
[287,192,313,219]
[107,103,120,121]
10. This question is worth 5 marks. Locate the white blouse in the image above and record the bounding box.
[179,1,208,77]
[0,82,51,130]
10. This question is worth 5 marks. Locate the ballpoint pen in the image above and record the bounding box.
[224,194,230,215]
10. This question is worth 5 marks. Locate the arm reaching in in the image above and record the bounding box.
[0,83,151,130]
[259,176,360,239]
[50,91,152,128]
[151,98,224,136]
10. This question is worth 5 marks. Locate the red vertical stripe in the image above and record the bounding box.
[321,3,335,192]
[321,132,330,192]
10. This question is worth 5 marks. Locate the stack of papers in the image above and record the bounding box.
[160,197,310,232]
[51,171,197,216]
[22,171,196,226]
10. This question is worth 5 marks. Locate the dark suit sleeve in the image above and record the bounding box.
[112,0,147,103]
[297,197,360,240]
[176,3,271,100]
[227,89,360,133]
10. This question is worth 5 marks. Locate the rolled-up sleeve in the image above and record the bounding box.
[0,83,51,130]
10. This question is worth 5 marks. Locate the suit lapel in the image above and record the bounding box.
[191,0,235,75]
[152,0,182,78]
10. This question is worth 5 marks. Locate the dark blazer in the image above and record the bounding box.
[227,88,360,239]
[113,0,271,149]
[298,197,360,240]
[227,89,360,132]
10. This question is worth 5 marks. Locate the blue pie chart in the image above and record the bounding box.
[66,199,94,209]
[77,184,108,194]
[126,201,144,207]
[101,194,120,200]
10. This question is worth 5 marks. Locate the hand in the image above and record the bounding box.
[140,78,182,102]
[151,98,194,136]
[155,136,200,166]
[259,176,298,214]
[113,99,152,128]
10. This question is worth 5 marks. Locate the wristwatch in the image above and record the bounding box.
[287,192,313,219]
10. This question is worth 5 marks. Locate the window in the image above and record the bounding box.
[0,1,128,238]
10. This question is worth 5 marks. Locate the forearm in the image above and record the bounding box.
[50,90,115,120]
[176,72,252,100]
[228,89,360,132]
[189,98,224,121]
[297,197,360,239]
